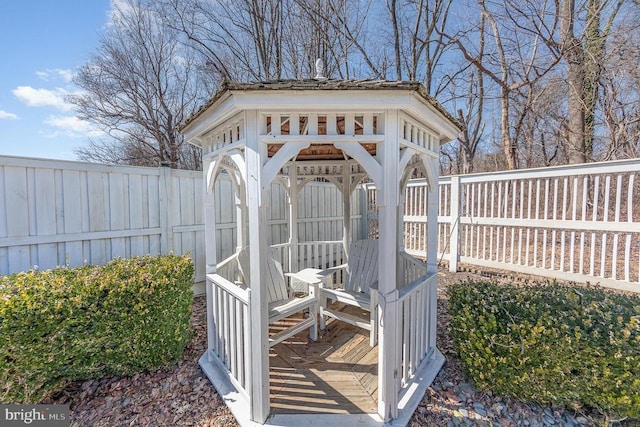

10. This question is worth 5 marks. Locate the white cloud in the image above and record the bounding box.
[108,0,135,26]
[36,69,74,83]
[44,115,103,138]
[13,86,74,111]
[0,110,19,120]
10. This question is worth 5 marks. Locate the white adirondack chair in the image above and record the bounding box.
[237,247,318,347]
[317,239,379,346]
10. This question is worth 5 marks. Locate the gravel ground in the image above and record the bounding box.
[48,267,635,426]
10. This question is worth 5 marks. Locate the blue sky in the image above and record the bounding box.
[0,0,111,161]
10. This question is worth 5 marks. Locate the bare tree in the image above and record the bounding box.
[557,0,626,164]
[161,0,290,81]
[440,64,485,174]
[455,70,485,174]
[70,0,203,169]
[515,75,565,167]
[288,0,371,79]
[442,0,562,170]
[598,20,640,159]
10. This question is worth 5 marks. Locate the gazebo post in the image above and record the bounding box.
[426,156,440,350]
[245,110,270,423]
[203,157,218,363]
[377,109,401,421]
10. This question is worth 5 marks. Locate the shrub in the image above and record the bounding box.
[0,255,194,403]
[448,281,640,419]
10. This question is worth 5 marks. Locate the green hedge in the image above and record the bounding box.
[0,255,194,403]
[448,281,640,419]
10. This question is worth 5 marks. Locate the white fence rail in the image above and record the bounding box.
[0,156,363,282]
[389,159,640,292]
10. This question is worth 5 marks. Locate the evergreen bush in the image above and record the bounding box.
[448,281,640,419]
[0,255,194,403]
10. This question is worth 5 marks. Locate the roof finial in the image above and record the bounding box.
[315,58,326,80]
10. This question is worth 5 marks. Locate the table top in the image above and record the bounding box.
[287,268,324,284]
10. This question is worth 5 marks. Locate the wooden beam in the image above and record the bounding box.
[228,149,247,187]
[262,141,311,189]
[260,135,384,144]
[334,142,383,189]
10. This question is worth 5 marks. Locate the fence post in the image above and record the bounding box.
[449,175,461,272]
[159,163,174,255]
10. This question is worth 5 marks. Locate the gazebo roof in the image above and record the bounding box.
[178,79,463,134]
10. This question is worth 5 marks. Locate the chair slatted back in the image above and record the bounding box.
[345,240,378,294]
[237,247,289,303]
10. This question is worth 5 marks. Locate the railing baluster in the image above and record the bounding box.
[526,180,532,266]
[601,175,611,277]
[579,176,588,274]
[534,179,540,268]
[510,180,516,264]
[560,177,568,272]
[591,175,600,276]
[625,174,635,282]
[612,174,623,280]
[551,178,559,269]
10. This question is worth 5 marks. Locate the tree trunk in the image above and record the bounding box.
[501,87,518,169]
[561,0,586,165]
[565,46,586,164]
[583,0,603,161]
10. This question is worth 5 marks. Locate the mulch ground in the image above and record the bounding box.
[50,297,235,426]
[49,267,631,426]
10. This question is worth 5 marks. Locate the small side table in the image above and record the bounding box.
[286,268,324,293]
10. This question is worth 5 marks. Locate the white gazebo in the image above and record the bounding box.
[180,79,461,426]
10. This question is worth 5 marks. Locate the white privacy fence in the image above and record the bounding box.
[0,156,206,280]
[0,156,364,282]
[3,155,637,291]
[392,159,640,293]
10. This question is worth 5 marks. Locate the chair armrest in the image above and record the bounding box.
[317,263,347,277]
[234,280,249,290]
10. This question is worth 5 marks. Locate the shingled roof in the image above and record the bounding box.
[178,79,462,132]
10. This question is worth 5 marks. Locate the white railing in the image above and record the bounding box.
[398,273,437,388]
[215,252,242,284]
[399,251,427,289]
[207,267,251,398]
[368,159,640,293]
[211,241,436,399]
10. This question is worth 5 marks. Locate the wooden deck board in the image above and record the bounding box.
[269,308,378,415]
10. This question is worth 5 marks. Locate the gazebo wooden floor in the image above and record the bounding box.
[269,306,378,414]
